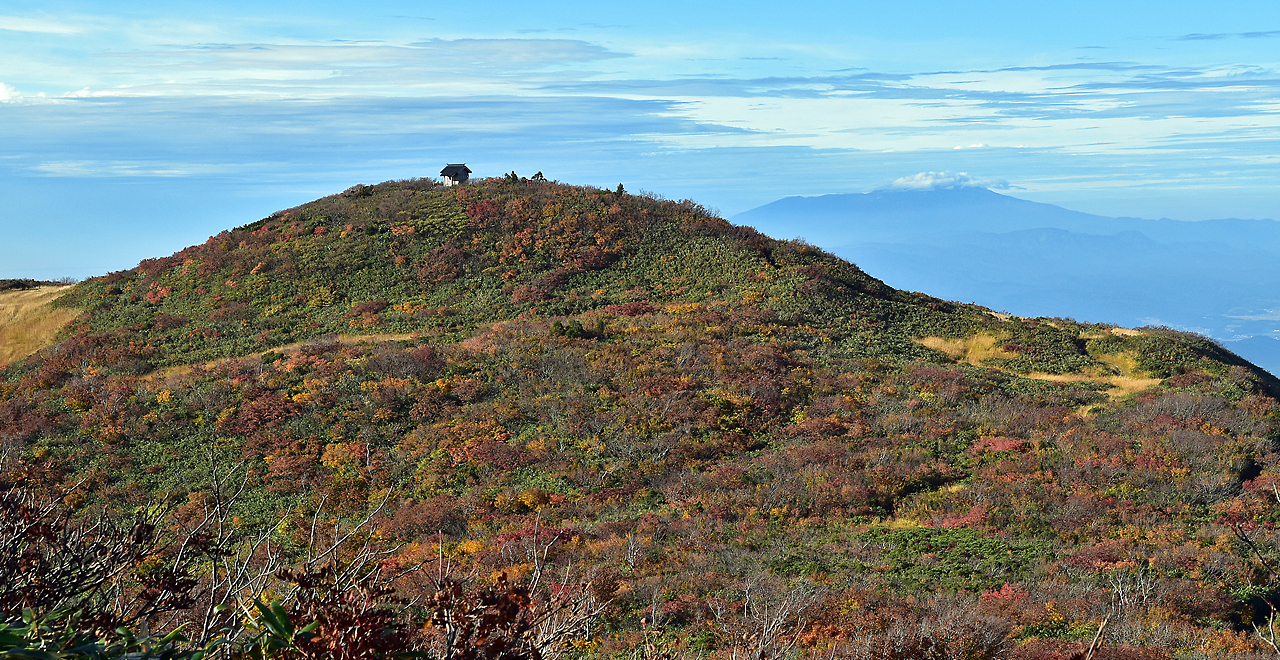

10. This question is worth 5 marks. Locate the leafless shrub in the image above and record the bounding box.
[707,574,821,660]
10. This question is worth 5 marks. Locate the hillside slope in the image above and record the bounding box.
[51,179,974,368]
[4,178,1280,659]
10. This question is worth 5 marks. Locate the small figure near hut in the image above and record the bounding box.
[440,163,472,187]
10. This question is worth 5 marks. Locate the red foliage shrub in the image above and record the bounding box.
[100,270,132,285]
[1012,639,1169,660]
[144,287,171,303]
[449,377,484,403]
[135,255,183,278]
[496,525,571,546]
[789,415,849,440]
[980,582,1029,603]
[465,199,500,226]
[236,392,300,431]
[209,302,251,323]
[937,505,988,529]
[706,465,746,489]
[604,301,655,317]
[273,565,416,659]
[260,452,320,494]
[1064,540,1132,571]
[408,389,455,422]
[1163,373,1215,389]
[574,245,615,270]
[347,299,389,317]
[418,243,465,283]
[972,437,1027,453]
[464,440,531,471]
[387,496,464,540]
[0,397,58,442]
[726,306,777,327]
[410,345,444,372]
[509,285,546,303]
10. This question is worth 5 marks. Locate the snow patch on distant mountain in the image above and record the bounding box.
[879,171,1010,191]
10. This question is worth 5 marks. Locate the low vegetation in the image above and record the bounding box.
[3,177,1280,659]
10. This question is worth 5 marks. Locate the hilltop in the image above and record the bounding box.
[37,178,1267,387]
[4,177,1280,659]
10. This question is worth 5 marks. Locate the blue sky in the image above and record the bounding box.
[3,0,1280,278]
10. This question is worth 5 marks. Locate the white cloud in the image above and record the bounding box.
[0,15,82,35]
[88,38,628,98]
[879,171,1010,191]
[32,160,229,178]
[61,87,136,98]
[2,82,122,104]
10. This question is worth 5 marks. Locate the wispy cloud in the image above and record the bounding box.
[32,160,231,178]
[0,15,82,35]
[520,58,1280,159]
[1177,30,1280,40]
[5,93,742,182]
[83,38,629,97]
[17,33,1280,164]
[404,37,624,65]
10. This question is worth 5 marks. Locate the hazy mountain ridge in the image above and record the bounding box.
[733,187,1280,375]
[737,187,1280,244]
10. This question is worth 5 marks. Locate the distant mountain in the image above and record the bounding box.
[733,187,1280,375]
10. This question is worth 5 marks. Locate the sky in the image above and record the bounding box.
[3,0,1280,279]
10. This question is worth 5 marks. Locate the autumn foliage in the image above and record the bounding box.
[3,176,1280,658]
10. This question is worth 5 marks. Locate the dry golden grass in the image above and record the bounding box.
[1109,327,1145,337]
[1104,375,1163,397]
[1024,350,1158,399]
[151,364,194,384]
[1093,350,1140,375]
[1088,350,1161,396]
[0,286,78,368]
[1023,371,1160,398]
[918,331,1160,400]
[885,516,923,529]
[917,335,1015,366]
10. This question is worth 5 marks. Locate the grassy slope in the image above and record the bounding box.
[0,285,78,368]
